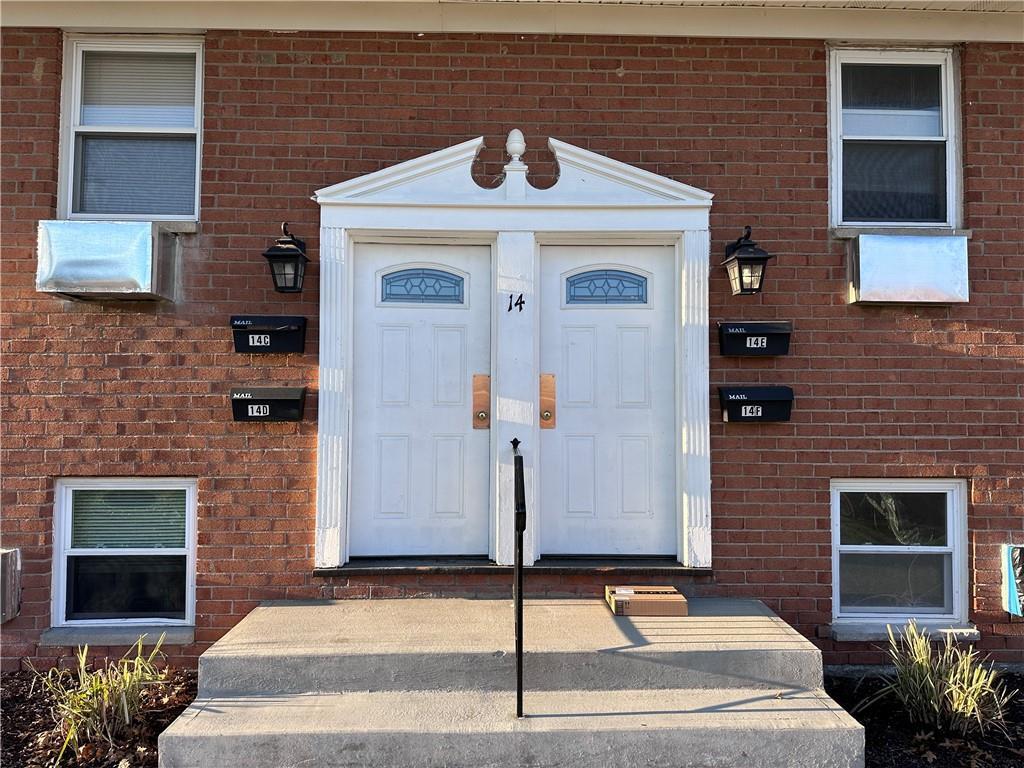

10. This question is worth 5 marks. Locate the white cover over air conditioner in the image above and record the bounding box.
[36,220,179,301]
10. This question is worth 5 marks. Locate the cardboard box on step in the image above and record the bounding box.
[604,585,688,617]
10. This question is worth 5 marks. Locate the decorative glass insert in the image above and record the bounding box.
[381,268,464,304]
[566,269,648,305]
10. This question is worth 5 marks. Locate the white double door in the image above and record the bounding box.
[350,242,676,558]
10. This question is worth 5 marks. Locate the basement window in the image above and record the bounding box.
[60,35,203,221]
[51,478,196,626]
[829,48,959,228]
[831,479,967,626]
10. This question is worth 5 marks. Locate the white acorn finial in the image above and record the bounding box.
[506,129,526,163]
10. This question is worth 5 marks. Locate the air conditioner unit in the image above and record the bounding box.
[36,220,179,301]
[1003,544,1023,618]
[0,548,22,624]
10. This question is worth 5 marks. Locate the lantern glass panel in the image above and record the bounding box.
[742,261,764,292]
[726,262,742,295]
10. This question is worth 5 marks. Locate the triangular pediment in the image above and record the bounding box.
[314,133,712,207]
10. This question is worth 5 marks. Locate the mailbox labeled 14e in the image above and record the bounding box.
[718,321,792,356]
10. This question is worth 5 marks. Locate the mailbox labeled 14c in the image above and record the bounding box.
[231,316,307,354]
[718,321,792,357]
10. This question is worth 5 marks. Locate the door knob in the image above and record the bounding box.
[477,411,489,421]
[541,410,552,421]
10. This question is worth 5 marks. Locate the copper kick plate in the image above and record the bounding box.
[472,374,490,429]
[539,373,556,429]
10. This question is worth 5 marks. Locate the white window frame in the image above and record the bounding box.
[58,34,204,222]
[51,477,198,628]
[830,478,968,626]
[828,47,959,229]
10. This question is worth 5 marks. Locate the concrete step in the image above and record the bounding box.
[160,687,864,768]
[198,598,824,696]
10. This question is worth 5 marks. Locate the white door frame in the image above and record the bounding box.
[315,132,713,568]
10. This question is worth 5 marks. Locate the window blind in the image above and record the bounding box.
[81,51,197,128]
[71,488,187,548]
[73,134,197,215]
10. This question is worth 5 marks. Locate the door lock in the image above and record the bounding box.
[472,374,491,429]
[539,374,556,429]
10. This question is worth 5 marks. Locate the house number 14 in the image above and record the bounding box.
[507,294,525,312]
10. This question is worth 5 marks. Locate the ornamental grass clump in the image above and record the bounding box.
[31,633,167,764]
[858,620,1016,738]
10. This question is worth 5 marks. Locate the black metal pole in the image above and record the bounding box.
[511,438,526,718]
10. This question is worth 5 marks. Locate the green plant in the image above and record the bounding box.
[857,620,1017,738]
[31,633,167,765]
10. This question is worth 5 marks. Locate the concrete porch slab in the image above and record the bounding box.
[199,598,824,695]
[160,687,864,768]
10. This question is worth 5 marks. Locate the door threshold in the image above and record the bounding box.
[314,556,502,576]
[314,555,711,577]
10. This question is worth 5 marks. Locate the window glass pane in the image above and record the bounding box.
[839,553,951,615]
[840,491,947,546]
[81,51,196,127]
[66,555,186,620]
[842,141,946,222]
[841,64,941,137]
[566,269,648,304]
[72,489,186,548]
[381,268,464,304]
[73,134,196,215]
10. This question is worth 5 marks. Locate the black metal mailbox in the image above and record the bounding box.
[719,386,794,423]
[231,387,306,422]
[718,321,792,356]
[231,316,307,354]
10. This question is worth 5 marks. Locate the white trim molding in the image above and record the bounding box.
[50,477,198,629]
[6,3,1023,43]
[830,478,969,628]
[314,131,713,568]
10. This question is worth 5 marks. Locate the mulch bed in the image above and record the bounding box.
[2,664,1020,766]
[1,667,197,768]
[825,671,1024,768]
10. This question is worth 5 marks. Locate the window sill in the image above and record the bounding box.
[831,226,971,240]
[39,625,194,647]
[830,621,979,643]
[62,218,199,235]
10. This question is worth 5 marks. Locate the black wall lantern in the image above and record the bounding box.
[262,223,309,293]
[722,226,774,295]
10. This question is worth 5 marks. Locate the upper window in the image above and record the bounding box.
[829,49,957,227]
[61,36,202,220]
[831,479,967,623]
[565,269,648,305]
[52,478,197,626]
[381,267,465,304]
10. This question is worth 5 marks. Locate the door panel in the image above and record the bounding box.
[539,245,676,555]
[350,243,491,556]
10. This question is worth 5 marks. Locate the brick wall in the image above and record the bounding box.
[1,29,1021,670]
